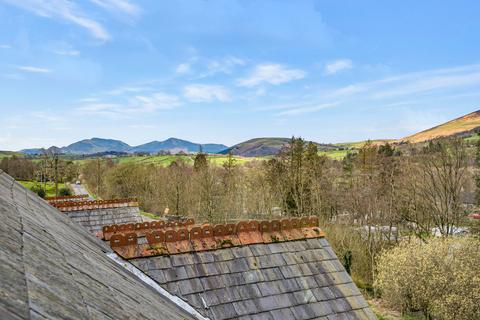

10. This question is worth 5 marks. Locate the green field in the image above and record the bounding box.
[319,149,352,160]
[19,180,67,197]
[336,139,396,149]
[88,154,265,166]
[0,151,22,159]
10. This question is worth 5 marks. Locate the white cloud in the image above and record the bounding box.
[277,103,338,116]
[324,59,353,75]
[238,63,306,87]
[130,93,181,111]
[373,71,480,99]
[0,44,11,49]
[55,50,80,56]
[107,85,152,95]
[176,63,191,74]
[183,84,231,102]
[77,92,181,116]
[17,66,52,73]
[3,0,110,41]
[90,0,140,16]
[326,64,480,100]
[206,56,245,75]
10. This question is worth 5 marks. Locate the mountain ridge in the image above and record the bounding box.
[400,110,480,143]
[220,137,339,157]
[20,137,228,155]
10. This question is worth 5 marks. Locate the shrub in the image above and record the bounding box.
[375,237,480,320]
[59,187,72,196]
[30,185,46,198]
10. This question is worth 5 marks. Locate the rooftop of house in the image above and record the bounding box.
[102,218,376,320]
[48,197,145,237]
[1,169,376,320]
[0,170,198,320]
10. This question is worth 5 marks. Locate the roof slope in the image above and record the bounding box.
[130,239,375,320]
[0,170,194,320]
[65,207,143,235]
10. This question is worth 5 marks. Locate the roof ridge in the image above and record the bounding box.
[50,198,138,211]
[107,217,324,259]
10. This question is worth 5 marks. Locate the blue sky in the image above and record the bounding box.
[1,0,479,150]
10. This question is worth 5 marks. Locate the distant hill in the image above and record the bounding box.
[219,137,338,157]
[401,110,480,143]
[20,137,228,155]
[65,138,130,154]
[130,138,227,154]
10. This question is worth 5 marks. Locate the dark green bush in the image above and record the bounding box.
[59,187,72,196]
[31,185,46,198]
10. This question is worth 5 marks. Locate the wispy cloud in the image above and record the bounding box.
[0,44,11,49]
[205,56,245,76]
[3,0,110,41]
[277,103,339,116]
[238,63,306,87]
[176,63,191,75]
[107,85,152,96]
[55,50,80,56]
[324,59,353,75]
[130,93,181,111]
[90,0,140,16]
[183,84,230,102]
[17,65,52,73]
[77,92,181,116]
[327,64,480,100]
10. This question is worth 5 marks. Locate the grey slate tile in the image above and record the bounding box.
[243,270,265,284]
[310,301,334,317]
[329,298,352,314]
[269,307,296,320]
[237,284,262,300]
[279,264,302,279]
[249,312,274,320]
[227,258,250,273]
[232,299,258,316]
[261,268,284,281]
[177,277,204,295]
[249,244,272,256]
[293,289,317,305]
[231,246,254,258]
[257,280,284,297]
[290,304,317,320]
[200,275,227,291]
[208,303,238,320]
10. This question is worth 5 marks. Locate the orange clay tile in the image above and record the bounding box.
[107,216,325,259]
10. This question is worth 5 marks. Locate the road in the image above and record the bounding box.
[68,183,94,200]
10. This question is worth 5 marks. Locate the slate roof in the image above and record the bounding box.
[0,170,196,320]
[65,206,143,236]
[49,199,144,237]
[129,240,375,320]
[102,217,375,320]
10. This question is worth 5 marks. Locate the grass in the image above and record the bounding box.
[0,151,22,159]
[404,111,480,143]
[140,210,162,220]
[18,180,67,197]
[75,154,265,167]
[319,149,352,160]
[337,140,396,149]
[368,299,420,320]
[464,133,480,142]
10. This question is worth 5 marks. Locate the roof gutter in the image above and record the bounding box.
[107,252,210,320]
